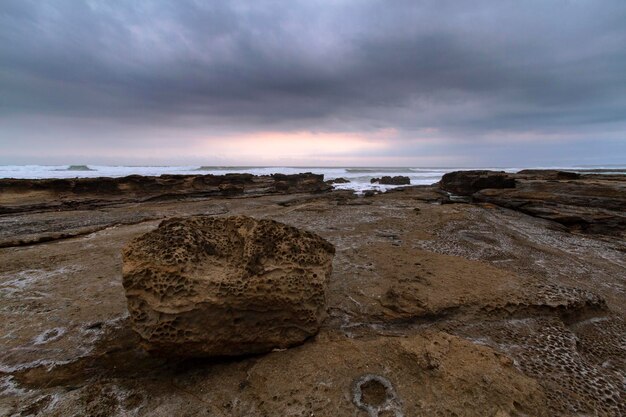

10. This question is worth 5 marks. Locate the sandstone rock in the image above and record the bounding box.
[241,332,548,416]
[4,184,624,416]
[0,172,331,214]
[360,244,607,323]
[326,177,350,184]
[475,178,626,234]
[271,173,331,193]
[122,215,335,357]
[439,170,515,195]
[380,175,411,185]
[370,176,411,185]
[217,183,244,195]
[516,169,581,180]
[438,170,626,235]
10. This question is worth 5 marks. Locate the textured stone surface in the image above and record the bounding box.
[439,170,515,195]
[475,178,626,234]
[370,175,411,185]
[326,177,350,184]
[0,172,331,214]
[122,215,335,356]
[439,170,626,235]
[237,332,548,417]
[2,186,624,416]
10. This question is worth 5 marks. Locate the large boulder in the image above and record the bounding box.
[439,170,515,195]
[383,176,410,185]
[122,215,335,357]
[271,173,331,193]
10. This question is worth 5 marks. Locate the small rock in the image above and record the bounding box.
[326,177,350,184]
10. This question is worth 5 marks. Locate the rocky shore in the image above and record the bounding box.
[0,170,624,416]
[0,172,330,214]
[439,170,626,235]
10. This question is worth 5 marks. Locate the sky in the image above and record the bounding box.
[1,0,625,167]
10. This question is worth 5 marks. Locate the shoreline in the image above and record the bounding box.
[0,170,624,416]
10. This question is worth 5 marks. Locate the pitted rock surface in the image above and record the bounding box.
[122,215,335,356]
[2,184,625,417]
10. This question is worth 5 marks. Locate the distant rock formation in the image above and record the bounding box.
[326,177,350,184]
[439,170,626,235]
[370,176,411,185]
[122,215,335,357]
[65,165,95,171]
[0,172,331,214]
[516,169,580,180]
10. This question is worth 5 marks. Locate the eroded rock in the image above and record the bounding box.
[122,215,335,357]
[475,178,626,234]
[242,332,548,416]
[0,172,331,214]
[439,170,515,195]
[370,176,411,185]
[326,177,350,184]
[438,170,626,235]
[382,175,410,185]
[352,374,403,417]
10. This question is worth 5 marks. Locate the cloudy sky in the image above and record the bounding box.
[1,0,625,166]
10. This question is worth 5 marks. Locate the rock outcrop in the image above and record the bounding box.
[439,170,626,235]
[516,169,581,180]
[122,215,335,357]
[0,172,331,214]
[439,170,515,195]
[326,177,350,184]
[370,176,411,185]
[238,332,548,416]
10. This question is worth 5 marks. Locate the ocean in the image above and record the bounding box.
[1,165,624,194]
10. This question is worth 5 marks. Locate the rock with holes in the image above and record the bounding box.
[122,215,335,357]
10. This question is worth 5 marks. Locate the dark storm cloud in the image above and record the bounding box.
[1,0,625,156]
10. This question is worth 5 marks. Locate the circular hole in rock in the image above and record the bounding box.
[352,374,397,413]
[360,379,389,407]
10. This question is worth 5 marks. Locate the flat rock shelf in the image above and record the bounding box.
[0,171,624,417]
